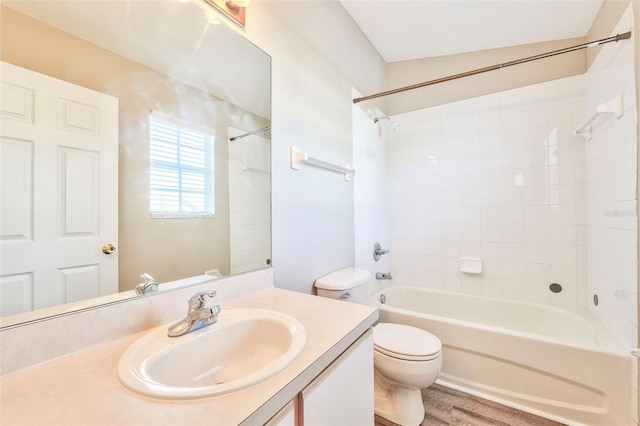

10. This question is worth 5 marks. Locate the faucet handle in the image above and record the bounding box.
[373,242,390,261]
[188,290,217,309]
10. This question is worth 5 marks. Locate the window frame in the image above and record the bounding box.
[148,113,215,219]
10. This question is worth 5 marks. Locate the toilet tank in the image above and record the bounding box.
[314,268,370,303]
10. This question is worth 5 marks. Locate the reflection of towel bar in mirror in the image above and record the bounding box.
[289,146,356,181]
[239,165,270,176]
[574,92,623,140]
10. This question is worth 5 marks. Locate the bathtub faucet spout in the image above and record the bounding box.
[376,272,393,280]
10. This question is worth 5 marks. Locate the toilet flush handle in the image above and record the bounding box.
[341,292,351,300]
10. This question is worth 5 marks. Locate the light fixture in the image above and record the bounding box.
[202,0,249,28]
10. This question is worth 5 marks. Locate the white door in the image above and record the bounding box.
[0,62,119,316]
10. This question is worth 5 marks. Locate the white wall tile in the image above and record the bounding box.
[501,243,525,261]
[481,224,502,242]
[502,261,525,281]
[443,273,461,292]
[525,185,550,205]
[382,28,637,364]
[583,5,637,352]
[481,242,502,260]
[483,260,502,279]
[525,263,550,284]
[388,75,590,309]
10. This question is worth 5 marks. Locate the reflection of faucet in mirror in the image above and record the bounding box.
[135,273,158,296]
[168,291,220,337]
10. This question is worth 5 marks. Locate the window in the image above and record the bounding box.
[149,115,214,217]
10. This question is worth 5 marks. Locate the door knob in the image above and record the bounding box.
[102,244,116,254]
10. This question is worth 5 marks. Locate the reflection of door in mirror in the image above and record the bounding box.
[0,62,119,316]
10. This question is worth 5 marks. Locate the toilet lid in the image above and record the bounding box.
[373,323,441,360]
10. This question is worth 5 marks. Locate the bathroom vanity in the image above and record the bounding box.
[0,288,378,425]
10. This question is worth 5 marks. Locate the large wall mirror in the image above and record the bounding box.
[0,0,271,327]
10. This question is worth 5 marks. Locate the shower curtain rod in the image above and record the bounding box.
[229,126,271,141]
[353,31,632,104]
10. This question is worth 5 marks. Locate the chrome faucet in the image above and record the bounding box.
[167,290,220,337]
[135,273,158,295]
[376,272,393,280]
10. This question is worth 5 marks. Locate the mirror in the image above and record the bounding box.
[0,0,271,327]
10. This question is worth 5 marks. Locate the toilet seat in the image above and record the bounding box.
[375,345,441,362]
[373,323,441,361]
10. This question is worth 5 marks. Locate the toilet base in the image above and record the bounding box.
[374,372,425,426]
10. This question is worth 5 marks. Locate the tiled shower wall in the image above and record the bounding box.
[584,6,637,351]
[385,4,637,347]
[228,128,271,275]
[352,94,391,295]
[389,75,589,306]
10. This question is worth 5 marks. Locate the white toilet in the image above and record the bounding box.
[314,268,442,426]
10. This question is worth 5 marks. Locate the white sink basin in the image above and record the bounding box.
[117,308,306,399]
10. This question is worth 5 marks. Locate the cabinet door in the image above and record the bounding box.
[302,329,374,426]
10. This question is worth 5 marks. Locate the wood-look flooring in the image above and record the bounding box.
[375,384,566,426]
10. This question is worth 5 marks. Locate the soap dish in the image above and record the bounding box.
[459,257,482,274]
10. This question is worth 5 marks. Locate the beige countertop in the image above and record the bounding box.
[0,288,378,426]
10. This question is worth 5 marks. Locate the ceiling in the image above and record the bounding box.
[340,1,604,63]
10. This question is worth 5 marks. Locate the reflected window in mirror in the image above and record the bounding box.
[149,114,215,218]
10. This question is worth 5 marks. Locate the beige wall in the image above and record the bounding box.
[385,37,587,115]
[586,1,636,67]
[1,7,268,290]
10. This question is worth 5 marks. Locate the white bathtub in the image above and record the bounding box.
[369,285,631,426]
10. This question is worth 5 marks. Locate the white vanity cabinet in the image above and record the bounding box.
[300,329,374,425]
[0,288,378,426]
[265,329,374,426]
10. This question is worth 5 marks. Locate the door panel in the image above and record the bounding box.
[0,62,119,316]
[0,137,32,240]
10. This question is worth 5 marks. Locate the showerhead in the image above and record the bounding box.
[374,116,400,131]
